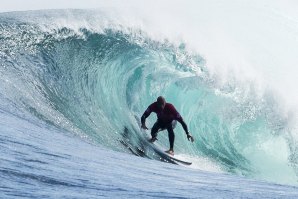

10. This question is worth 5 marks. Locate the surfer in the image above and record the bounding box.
[141,96,194,155]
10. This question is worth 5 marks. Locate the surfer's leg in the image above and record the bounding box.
[167,125,175,150]
[151,121,161,139]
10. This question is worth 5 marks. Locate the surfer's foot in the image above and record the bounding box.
[149,137,157,143]
[165,149,174,156]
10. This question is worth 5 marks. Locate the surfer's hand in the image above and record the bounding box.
[141,124,148,130]
[187,134,194,142]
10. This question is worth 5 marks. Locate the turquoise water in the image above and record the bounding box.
[0,9,298,195]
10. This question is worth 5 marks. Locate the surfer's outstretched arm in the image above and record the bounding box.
[177,118,194,142]
[141,106,153,130]
[178,119,189,134]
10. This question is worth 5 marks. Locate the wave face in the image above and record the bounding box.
[0,10,297,185]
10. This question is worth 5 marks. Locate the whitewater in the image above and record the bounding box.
[1,1,298,198]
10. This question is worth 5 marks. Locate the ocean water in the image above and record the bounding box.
[1,3,298,198]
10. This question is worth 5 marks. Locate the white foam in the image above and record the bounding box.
[175,154,223,173]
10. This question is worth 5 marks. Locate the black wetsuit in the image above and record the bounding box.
[141,102,189,149]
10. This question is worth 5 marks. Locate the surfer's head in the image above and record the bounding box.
[157,96,166,110]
